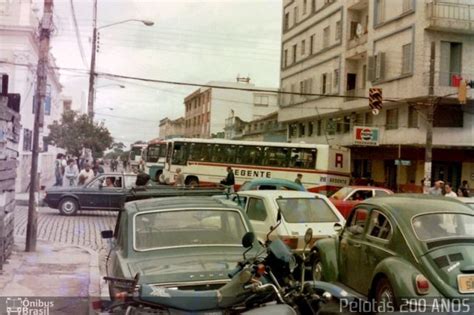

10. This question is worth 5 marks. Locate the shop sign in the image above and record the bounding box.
[353,126,379,146]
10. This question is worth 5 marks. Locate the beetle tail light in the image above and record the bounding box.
[415,274,430,295]
[282,237,299,250]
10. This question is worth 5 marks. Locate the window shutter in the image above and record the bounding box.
[308,78,313,94]
[327,72,332,94]
[367,56,375,81]
[320,74,324,94]
[375,52,385,80]
[439,42,451,86]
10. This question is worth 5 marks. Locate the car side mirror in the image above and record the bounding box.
[242,232,255,249]
[101,230,113,239]
[334,223,343,233]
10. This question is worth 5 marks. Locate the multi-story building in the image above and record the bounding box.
[1,0,64,191]
[159,117,185,139]
[224,111,287,142]
[184,79,278,138]
[279,0,474,191]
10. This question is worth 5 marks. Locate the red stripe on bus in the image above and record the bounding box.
[187,161,350,177]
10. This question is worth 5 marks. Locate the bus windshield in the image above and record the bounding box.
[146,144,166,162]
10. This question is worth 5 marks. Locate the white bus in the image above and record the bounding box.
[162,138,350,194]
[129,143,147,172]
[143,138,167,179]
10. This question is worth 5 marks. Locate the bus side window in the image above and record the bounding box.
[172,142,188,165]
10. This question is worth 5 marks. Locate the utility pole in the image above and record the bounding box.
[424,41,436,193]
[26,0,54,252]
[87,0,98,118]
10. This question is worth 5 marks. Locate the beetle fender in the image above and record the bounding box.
[370,257,442,301]
[314,237,339,282]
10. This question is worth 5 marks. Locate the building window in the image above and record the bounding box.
[301,40,306,55]
[294,6,299,24]
[299,123,306,137]
[334,69,339,88]
[284,49,288,67]
[375,0,385,25]
[327,118,336,135]
[365,112,373,126]
[321,73,327,94]
[323,26,330,48]
[23,129,32,151]
[408,105,418,128]
[284,12,290,30]
[386,108,399,130]
[300,81,304,95]
[289,124,297,138]
[292,44,297,63]
[355,113,364,125]
[310,34,314,55]
[434,105,463,127]
[401,43,412,74]
[290,84,296,104]
[362,64,367,88]
[343,115,351,133]
[335,20,342,41]
[312,0,316,12]
[308,121,313,136]
[402,0,413,12]
[316,120,322,136]
[303,0,307,14]
[440,42,462,86]
[255,95,269,106]
[42,136,48,152]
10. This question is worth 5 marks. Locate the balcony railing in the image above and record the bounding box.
[344,88,366,102]
[426,0,474,33]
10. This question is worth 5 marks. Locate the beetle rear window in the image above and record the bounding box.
[277,198,339,223]
[412,213,474,241]
[134,210,247,250]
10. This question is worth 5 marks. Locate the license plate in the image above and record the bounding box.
[457,274,474,293]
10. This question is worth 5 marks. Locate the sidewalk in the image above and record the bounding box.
[0,237,103,314]
[15,192,45,207]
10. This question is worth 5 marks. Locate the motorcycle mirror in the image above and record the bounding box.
[334,222,343,233]
[304,228,313,245]
[242,232,255,249]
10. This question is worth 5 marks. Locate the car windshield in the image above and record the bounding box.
[331,187,354,200]
[134,210,248,250]
[412,213,474,241]
[276,198,339,223]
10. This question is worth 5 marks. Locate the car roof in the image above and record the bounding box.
[344,186,393,191]
[237,190,326,199]
[126,196,243,213]
[361,194,473,218]
[244,178,299,185]
[458,197,474,204]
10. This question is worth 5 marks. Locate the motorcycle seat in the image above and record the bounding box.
[140,284,221,311]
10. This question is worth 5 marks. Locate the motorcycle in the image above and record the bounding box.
[98,210,355,314]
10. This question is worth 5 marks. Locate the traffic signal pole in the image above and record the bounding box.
[26,0,53,252]
[423,41,436,193]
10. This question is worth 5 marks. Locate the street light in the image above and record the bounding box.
[87,0,154,118]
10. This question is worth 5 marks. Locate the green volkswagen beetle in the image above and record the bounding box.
[314,195,474,311]
[102,196,257,297]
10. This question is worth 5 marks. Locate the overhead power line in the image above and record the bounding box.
[68,0,88,68]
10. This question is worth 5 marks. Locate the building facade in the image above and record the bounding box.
[1,0,64,192]
[159,117,185,139]
[279,0,474,192]
[184,80,279,138]
[224,111,287,142]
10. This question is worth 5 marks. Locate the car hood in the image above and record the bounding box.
[127,247,245,286]
[424,244,474,297]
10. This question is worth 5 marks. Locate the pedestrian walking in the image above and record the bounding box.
[295,173,303,186]
[93,160,104,176]
[458,180,470,197]
[122,159,128,171]
[443,183,457,197]
[78,164,95,185]
[54,153,64,186]
[428,180,444,195]
[220,166,235,192]
[63,159,79,187]
[175,168,185,187]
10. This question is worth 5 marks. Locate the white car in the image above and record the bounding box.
[233,190,345,250]
[458,197,474,209]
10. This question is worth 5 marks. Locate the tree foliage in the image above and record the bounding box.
[45,111,114,157]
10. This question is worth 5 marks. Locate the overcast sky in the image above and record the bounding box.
[50,0,282,146]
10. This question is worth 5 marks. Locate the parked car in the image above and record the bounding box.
[230,190,345,280]
[314,195,474,310]
[458,197,474,210]
[238,178,306,192]
[101,196,257,297]
[329,186,393,218]
[44,173,225,215]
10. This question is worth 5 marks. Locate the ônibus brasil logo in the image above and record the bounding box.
[6,297,54,315]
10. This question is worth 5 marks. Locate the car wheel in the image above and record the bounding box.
[311,252,324,282]
[59,197,79,216]
[186,177,199,187]
[375,278,398,311]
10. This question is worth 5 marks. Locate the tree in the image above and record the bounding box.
[45,111,114,158]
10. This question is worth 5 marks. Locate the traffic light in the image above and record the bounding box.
[369,87,383,115]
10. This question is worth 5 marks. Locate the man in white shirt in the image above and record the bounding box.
[78,164,95,185]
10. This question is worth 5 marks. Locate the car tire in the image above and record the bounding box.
[311,252,324,282]
[59,197,79,216]
[186,177,199,187]
[375,277,398,312]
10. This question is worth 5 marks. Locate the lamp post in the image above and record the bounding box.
[87,0,153,118]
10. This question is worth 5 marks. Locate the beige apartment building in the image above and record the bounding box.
[184,80,278,138]
[279,0,474,192]
[159,117,185,139]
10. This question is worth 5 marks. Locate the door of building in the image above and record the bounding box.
[432,162,462,189]
[384,160,397,191]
